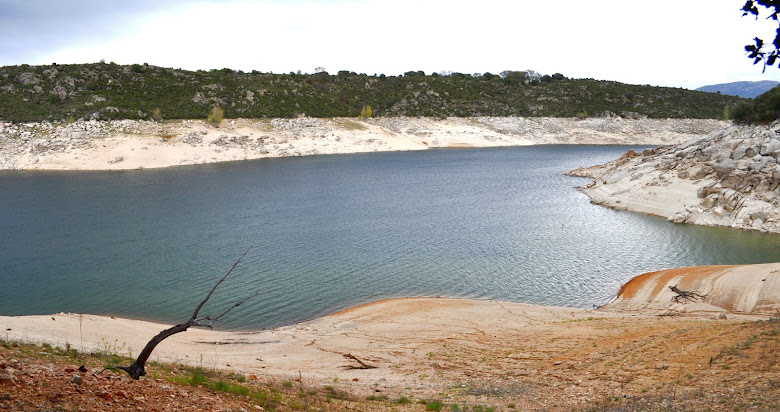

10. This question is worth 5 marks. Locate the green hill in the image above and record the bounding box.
[0,63,745,122]
[731,84,780,123]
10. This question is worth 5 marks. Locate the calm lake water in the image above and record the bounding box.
[2,145,780,329]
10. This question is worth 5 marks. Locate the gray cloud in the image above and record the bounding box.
[0,0,191,65]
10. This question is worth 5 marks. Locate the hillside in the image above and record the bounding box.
[0,63,745,123]
[696,80,779,98]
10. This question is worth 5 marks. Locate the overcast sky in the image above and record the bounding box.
[2,0,780,89]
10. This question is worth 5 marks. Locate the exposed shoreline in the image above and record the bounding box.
[0,116,728,171]
[2,263,778,398]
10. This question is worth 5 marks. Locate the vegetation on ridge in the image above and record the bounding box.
[0,63,745,123]
[732,84,780,123]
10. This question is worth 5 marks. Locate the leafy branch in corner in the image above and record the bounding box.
[742,0,780,71]
[103,247,257,380]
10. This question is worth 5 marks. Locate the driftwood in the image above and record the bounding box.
[669,285,705,304]
[104,248,257,380]
[659,308,685,317]
[342,353,377,370]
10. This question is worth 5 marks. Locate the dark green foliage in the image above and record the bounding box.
[731,85,780,123]
[425,399,444,411]
[0,63,746,122]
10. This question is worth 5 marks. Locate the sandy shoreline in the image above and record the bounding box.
[2,263,778,397]
[0,117,728,171]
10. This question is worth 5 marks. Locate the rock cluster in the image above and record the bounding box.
[211,134,265,151]
[572,121,780,233]
[178,131,203,146]
[270,117,332,138]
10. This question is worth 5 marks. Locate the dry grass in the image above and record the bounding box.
[335,119,368,131]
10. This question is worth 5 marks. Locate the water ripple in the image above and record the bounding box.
[2,146,780,329]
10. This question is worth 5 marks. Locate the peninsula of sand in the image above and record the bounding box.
[0,116,727,171]
[569,120,780,234]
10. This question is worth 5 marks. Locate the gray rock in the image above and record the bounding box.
[714,159,736,178]
[689,165,712,180]
[70,374,82,385]
[670,210,690,223]
[760,138,780,155]
[17,72,39,85]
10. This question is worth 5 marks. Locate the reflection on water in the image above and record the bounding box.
[1,145,779,329]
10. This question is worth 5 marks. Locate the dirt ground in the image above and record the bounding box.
[2,306,779,411]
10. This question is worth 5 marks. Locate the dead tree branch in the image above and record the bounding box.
[669,285,706,304]
[104,247,254,380]
[342,353,377,370]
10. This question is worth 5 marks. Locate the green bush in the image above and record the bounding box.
[189,369,207,386]
[358,104,372,118]
[426,399,444,411]
[207,106,224,127]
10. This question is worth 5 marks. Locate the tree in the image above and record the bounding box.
[742,1,780,70]
[500,70,535,85]
[359,104,373,119]
[104,248,256,380]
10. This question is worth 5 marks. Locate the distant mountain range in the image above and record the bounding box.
[696,80,779,98]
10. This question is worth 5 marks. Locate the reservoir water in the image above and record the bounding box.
[2,145,779,329]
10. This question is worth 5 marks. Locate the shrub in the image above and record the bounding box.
[189,369,207,386]
[396,396,411,404]
[425,399,444,411]
[207,106,224,127]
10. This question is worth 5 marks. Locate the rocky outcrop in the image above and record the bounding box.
[570,121,780,234]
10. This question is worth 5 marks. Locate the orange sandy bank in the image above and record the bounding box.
[603,263,780,316]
